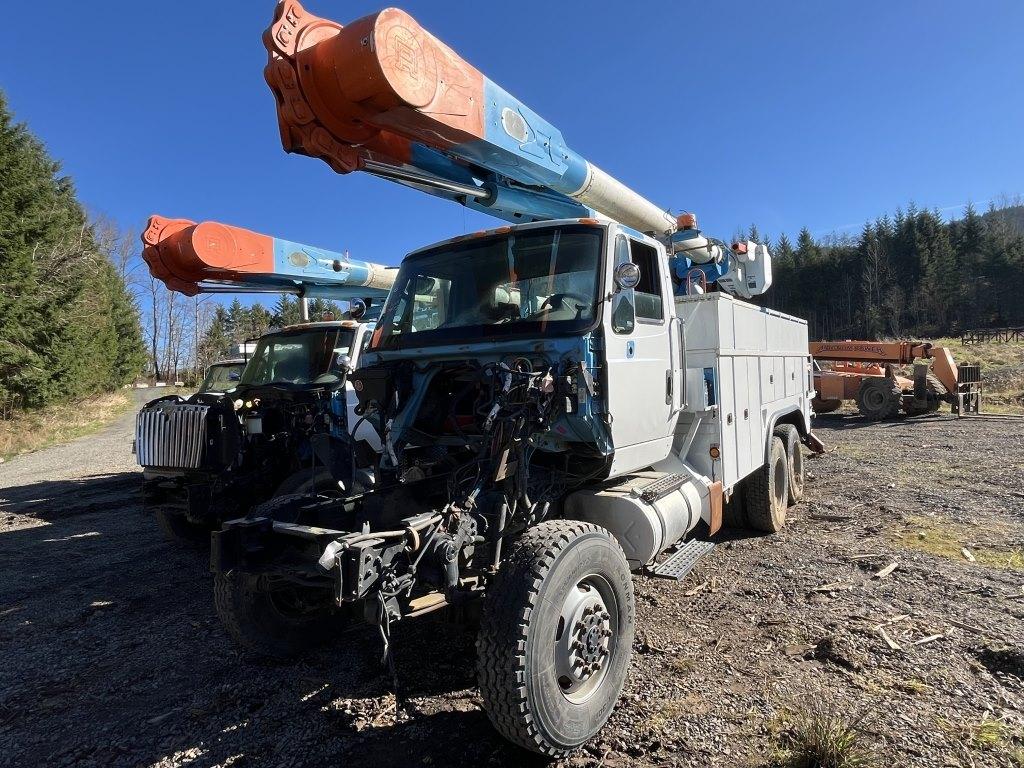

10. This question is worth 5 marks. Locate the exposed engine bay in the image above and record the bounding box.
[137,384,350,527]
[213,346,618,621]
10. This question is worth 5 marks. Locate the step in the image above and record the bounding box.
[651,539,716,581]
[634,472,689,504]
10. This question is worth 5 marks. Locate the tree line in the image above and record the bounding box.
[0,92,146,411]
[751,201,1024,341]
[194,296,345,372]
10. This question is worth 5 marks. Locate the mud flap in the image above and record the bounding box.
[708,480,723,536]
[803,431,826,454]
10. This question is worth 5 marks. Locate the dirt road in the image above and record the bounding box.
[1,397,1022,767]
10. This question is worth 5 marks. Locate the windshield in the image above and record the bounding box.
[198,362,245,394]
[238,328,356,387]
[371,224,603,350]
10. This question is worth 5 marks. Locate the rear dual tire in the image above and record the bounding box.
[726,426,805,532]
[744,435,790,532]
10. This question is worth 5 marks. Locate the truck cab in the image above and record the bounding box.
[196,359,246,396]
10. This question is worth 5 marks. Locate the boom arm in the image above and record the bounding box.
[262,2,771,298]
[141,215,397,301]
[809,340,961,392]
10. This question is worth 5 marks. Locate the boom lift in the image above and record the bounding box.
[203,2,822,757]
[810,340,982,419]
[135,216,392,539]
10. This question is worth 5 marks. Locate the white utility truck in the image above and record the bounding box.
[205,2,824,758]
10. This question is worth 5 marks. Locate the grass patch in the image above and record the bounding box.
[0,390,135,460]
[771,700,880,768]
[933,336,1024,413]
[896,516,1024,571]
[938,714,1024,759]
[643,696,706,732]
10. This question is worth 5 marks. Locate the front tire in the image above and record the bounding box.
[213,571,345,659]
[273,467,339,498]
[476,521,635,757]
[152,507,210,545]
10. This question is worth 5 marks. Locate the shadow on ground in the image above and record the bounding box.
[0,471,540,767]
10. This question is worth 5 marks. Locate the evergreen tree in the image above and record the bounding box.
[0,90,144,408]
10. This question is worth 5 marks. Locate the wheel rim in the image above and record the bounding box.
[553,574,618,704]
[863,387,886,411]
[773,454,787,507]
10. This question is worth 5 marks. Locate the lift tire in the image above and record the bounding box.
[213,571,344,659]
[273,467,338,498]
[722,492,747,528]
[855,378,902,420]
[476,520,635,757]
[773,424,805,504]
[744,436,789,533]
[811,397,843,414]
[925,373,947,413]
[152,507,211,546]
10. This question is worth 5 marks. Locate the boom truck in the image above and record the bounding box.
[135,215,395,540]
[203,2,825,756]
[810,340,982,419]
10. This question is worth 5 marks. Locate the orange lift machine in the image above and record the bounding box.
[810,340,981,419]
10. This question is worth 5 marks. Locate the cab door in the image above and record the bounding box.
[603,231,678,476]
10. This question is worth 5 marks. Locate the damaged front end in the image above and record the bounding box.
[214,337,613,629]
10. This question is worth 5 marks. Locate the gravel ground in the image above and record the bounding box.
[1,396,1023,767]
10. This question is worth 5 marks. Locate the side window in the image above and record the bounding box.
[400,275,450,333]
[630,240,664,321]
[611,235,635,334]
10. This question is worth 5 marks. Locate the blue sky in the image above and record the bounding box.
[2,1,1022,269]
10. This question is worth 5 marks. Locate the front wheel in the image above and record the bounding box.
[152,507,211,546]
[213,571,346,658]
[476,520,635,757]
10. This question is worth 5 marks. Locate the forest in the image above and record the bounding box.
[755,202,1024,341]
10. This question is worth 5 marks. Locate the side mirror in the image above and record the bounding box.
[614,262,641,291]
[335,353,353,374]
[349,298,367,320]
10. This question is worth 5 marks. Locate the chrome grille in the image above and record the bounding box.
[135,403,210,469]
